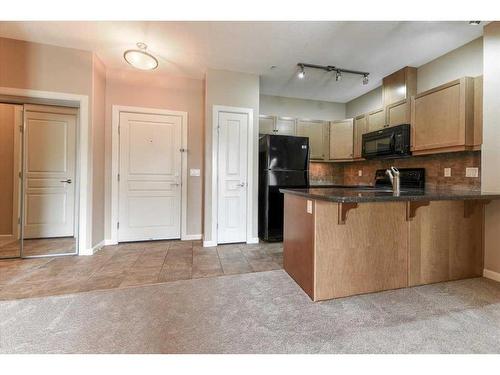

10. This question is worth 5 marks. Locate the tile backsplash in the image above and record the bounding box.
[309,162,345,185]
[310,151,481,190]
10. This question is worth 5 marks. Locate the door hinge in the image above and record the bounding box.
[117,173,120,182]
[19,125,23,133]
[179,148,187,153]
[117,222,120,230]
[18,172,22,179]
[118,125,120,135]
[18,217,20,224]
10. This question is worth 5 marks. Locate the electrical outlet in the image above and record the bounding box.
[306,200,313,214]
[358,170,363,177]
[444,168,451,177]
[466,167,479,178]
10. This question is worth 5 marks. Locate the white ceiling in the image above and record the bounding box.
[0,21,484,102]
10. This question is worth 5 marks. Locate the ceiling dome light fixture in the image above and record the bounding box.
[297,64,306,79]
[124,42,159,71]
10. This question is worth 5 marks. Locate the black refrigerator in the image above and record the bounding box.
[258,134,310,242]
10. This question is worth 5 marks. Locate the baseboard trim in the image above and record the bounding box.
[87,240,105,255]
[182,234,202,241]
[104,239,117,246]
[203,240,217,248]
[0,234,14,240]
[483,268,500,282]
[246,237,259,244]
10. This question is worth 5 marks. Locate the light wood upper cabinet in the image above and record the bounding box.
[366,108,385,132]
[329,119,354,161]
[411,77,476,155]
[382,66,417,106]
[296,120,327,160]
[275,117,296,135]
[259,115,275,135]
[386,98,411,128]
[473,76,483,147]
[353,114,367,159]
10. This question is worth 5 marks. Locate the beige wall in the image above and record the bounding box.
[91,55,106,246]
[417,37,483,93]
[0,104,15,235]
[0,37,92,95]
[204,69,260,243]
[482,23,500,276]
[260,95,345,121]
[345,37,483,118]
[104,68,205,238]
[345,86,383,118]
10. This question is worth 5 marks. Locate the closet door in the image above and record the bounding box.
[0,104,22,259]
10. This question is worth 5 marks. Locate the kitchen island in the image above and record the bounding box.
[280,187,500,301]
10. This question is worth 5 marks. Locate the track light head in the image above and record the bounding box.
[297,64,305,79]
[362,74,369,85]
[335,70,342,82]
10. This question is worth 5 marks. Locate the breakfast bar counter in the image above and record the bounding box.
[279,187,500,301]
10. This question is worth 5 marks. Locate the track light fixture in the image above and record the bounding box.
[469,21,481,25]
[296,63,369,86]
[297,64,305,79]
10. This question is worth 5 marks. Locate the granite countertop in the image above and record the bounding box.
[280,186,500,203]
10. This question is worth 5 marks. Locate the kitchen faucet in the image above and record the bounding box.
[386,166,401,195]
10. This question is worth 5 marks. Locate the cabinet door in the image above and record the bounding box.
[382,66,417,106]
[412,78,474,154]
[296,120,327,160]
[259,115,275,135]
[353,115,367,159]
[366,108,385,132]
[275,117,296,135]
[409,200,483,286]
[386,99,410,128]
[329,119,354,160]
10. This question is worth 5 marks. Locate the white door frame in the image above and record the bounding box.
[0,87,90,255]
[209,105,255,246]
[110,105,188,244]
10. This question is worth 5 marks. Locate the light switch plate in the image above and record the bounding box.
[190,169,201,177]
[306,200,313,214]
[358,170,363,177]
[466,167,479,178]
[444,168,451,177]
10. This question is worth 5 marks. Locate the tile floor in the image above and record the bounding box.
[0,240,283,301]
[0,237,76,258]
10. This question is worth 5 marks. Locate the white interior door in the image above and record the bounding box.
[118,112,182,242]
[217,111,248,244]
[23,109,76,238]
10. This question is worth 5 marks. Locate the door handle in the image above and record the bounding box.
[172,182,180,186]
[237,182,246,187]
[60,179,72,184]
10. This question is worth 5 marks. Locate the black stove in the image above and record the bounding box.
[374,168,425,190]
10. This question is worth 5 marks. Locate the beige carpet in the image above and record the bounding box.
[1,270,500,353]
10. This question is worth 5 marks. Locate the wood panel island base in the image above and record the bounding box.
[281,188,500,301]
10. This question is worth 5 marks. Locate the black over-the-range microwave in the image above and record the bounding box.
[361,124,411,159]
